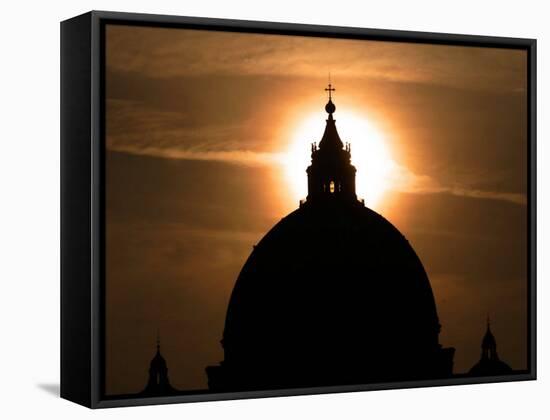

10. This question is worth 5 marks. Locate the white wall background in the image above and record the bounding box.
[0,0,547,418]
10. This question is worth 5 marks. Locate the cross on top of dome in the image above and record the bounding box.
[324,81,336,114]
[325,82,335,99]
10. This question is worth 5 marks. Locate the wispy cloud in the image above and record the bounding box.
[394,167,527,205]
[107,96,526,207]
[109,139,526,206]
[106,99,272,164]
[106,25,527,93]
[443,187,526,205]
[109,143,282,167]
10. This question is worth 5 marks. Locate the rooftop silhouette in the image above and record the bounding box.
[468,317,513,376]
[140,334,179,397]
[205,85,455,391]
[117,87,522,399]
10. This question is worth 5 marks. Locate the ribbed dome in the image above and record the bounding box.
[220,202,444,387]
[206,87,454,392]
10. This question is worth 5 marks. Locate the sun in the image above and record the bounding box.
[283,110,397,210]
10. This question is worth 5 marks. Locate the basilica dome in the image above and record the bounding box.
[206,88,454,391]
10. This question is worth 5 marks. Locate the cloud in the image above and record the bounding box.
[108,137,526,206]
[443,187,526,205]
[106,25,527,93]
[107,99,280,166]
[106,96,526,208]
[393,165,527,205]
[109,143,282,167]
[107,98,275,165]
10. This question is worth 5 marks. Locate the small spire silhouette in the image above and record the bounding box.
[140,327,178,396]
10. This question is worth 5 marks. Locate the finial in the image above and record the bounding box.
[325,82,335,101]
[487,314,491,329]
[324,79,336,115]
[156,328,160,351]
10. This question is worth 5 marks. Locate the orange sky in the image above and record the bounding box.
[105,24,528,395]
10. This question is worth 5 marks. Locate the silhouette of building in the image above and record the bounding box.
[469,318,512,376]
[307,86,357,204]
[206,85,455,391]
[140,335,178,396]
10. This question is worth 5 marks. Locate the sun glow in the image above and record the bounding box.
[283,111,397,210]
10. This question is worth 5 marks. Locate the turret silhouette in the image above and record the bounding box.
[469,317,512,376]
[141,334,178,396]
[306,83,357,203]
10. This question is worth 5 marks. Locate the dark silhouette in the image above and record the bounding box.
[206,85,455,392]
[307,84,358,204]
[140,335,178,396]
[469,318,512,376]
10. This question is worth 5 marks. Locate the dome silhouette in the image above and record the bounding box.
[141,336,178,396]
[206,87,454,391]
[469,319,512,376]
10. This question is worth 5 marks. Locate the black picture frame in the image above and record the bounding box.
[60,10,537,409]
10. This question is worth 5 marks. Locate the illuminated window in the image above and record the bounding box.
[329,180,335,193]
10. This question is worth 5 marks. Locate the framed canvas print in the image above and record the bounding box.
[60,11,536,408]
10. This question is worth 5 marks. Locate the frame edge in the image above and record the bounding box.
[60,11,94,408]
[83,10,537,408]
